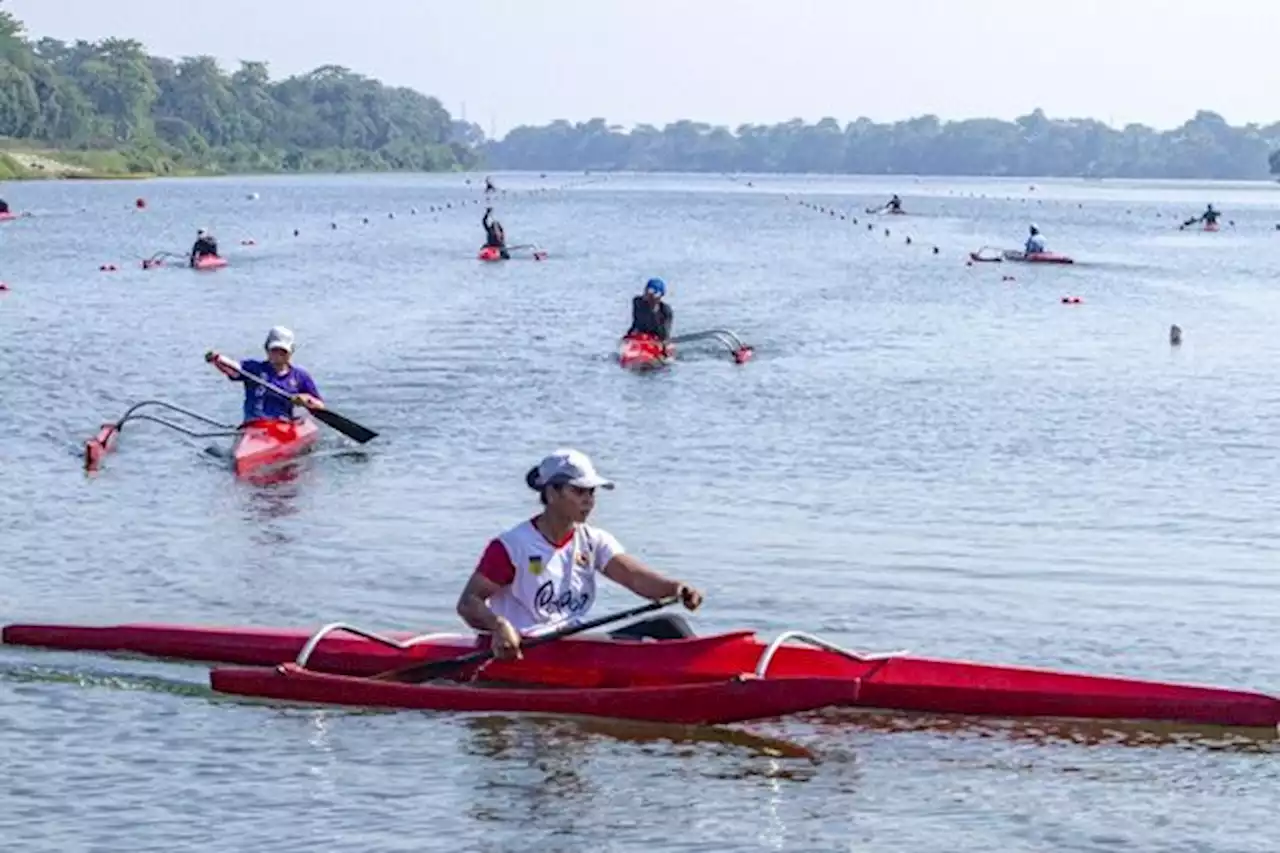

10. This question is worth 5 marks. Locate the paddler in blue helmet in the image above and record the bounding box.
[456,447,704,660]
[205,326,325,424]
[1025,224,1047,255]
[626,278,673,343]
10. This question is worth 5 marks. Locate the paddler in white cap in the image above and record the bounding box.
[456,448,703,660]
[205,326,325,424]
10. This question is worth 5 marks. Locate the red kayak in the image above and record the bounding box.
[1204,221,1220,232]
[210,663,860,724]
[477,246,505,262]
[6,622,1277,728]
[618,334,671,370]
[232,417,321,476]
[0,211,16,222]
[192,255,227,270]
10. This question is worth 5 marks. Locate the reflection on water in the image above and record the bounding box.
[810,707,1280,754]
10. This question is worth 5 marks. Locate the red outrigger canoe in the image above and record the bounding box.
[192,254,228,270]
[230,418,320,476]
[970,249,1075,265]
[84,401,320,477]
[617,334,671,370]
[618,330,753,370]
[4,622,1277,729]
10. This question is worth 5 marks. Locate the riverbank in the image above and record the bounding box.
[0,149,167,181]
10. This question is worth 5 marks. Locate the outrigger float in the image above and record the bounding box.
[617,329,754,370]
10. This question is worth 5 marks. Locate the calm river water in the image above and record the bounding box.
[1,171,1277,851]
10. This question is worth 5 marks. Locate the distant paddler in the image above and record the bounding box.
[1025,224,1047,255]
[456,448,704,661]
[1182,204,1221,230]
[481,207,508,259]
[204,326,324,423]
[867,194,904,214]
[189,228,221,267]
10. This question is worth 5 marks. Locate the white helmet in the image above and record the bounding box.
[264,326,295,353]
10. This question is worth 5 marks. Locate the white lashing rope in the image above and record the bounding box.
[754,631,907,679]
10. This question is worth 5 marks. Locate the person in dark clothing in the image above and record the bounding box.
[189,229,219,266]
[627,278,673,342]
[484,176,496,193]
[482,207,509,259]
[886,194,903,212]
[0,199,9,213]
[1200,204,1220,225]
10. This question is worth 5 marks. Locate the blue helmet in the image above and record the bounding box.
[645,278,666,297]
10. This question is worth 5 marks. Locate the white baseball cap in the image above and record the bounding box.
[532,448,615,490]
[264,326,295,353]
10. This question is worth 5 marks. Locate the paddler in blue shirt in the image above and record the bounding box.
[626,278,673,343]
[205,326,325,423]
[1025,225,1047,255]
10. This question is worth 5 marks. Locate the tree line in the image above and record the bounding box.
[0,3,482,174]
[487,112,1280,180]
[4,1,1280,180]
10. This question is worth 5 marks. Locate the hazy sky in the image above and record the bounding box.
[6,0,1274,136]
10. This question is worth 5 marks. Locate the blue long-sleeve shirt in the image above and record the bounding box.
[227,359,321,422]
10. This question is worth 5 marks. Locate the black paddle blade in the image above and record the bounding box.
[311,408,378,444]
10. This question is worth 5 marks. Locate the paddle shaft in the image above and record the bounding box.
[212,356,378,444]
[378,595,679,683]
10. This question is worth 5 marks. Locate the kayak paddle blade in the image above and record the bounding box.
[311,408,378,444]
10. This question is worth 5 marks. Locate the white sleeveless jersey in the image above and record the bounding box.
[488,520,624,635]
